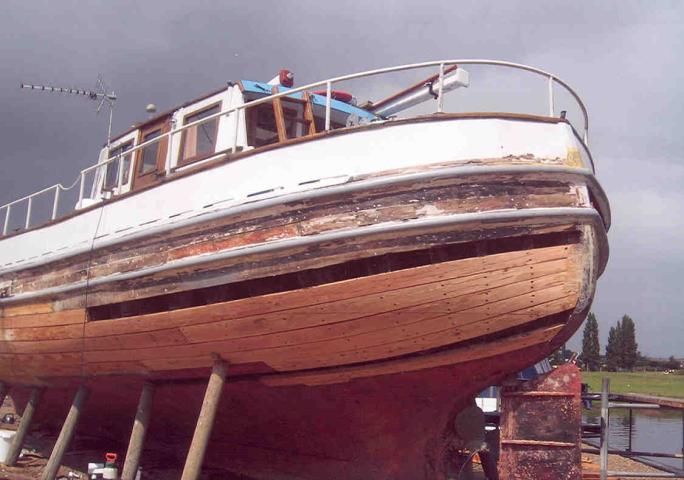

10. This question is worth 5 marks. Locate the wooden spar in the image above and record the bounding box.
[41,385,89,480]
[121,383,155,480]
[0,382,8,410]
[5,387,43,466]
[180,356,228,480]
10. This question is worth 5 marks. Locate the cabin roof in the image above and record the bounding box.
[108,80,375,146]
[240,80,376,120]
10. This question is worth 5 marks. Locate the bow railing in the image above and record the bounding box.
[1,59,590,236]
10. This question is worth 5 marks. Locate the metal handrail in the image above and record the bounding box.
[597,378,684,479]
[1,59,591,236]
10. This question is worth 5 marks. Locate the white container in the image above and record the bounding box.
[0,429,16,463]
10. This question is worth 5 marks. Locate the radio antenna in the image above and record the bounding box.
[21,74,117,147]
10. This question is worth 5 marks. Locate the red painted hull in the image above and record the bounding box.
[10,307,585,479]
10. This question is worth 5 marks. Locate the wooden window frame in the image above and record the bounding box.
[245,98,279,148]
[177,102,222,167]
[271,87,315,142]
[102,140,134,192]
[132,118,170,191]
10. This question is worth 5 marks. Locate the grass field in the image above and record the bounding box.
[582,371,684,398]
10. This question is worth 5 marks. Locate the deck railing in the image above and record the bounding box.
[1,59,590,236]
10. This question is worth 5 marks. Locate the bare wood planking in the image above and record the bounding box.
[276,294,577,372]
[1,302,54,317]
[102,292,573,376]
[82,276,577,372]
[82,263,569,354]
[5,176,581,295]
[84,244,574,339]
[78,223,579,308]
[1,309,85,328]
[3,338,84,355]
[91,186,578,274]
[257,286,578,371]
[177,261,571,344]
[3,324,83,342]
[262,323,566,387]
[0,243,581,377]
[0,352,81,377]
[59,224,576,310]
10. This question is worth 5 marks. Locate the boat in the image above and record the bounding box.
[0,60,609,479]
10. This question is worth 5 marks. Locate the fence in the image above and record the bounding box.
[582,378,684,479]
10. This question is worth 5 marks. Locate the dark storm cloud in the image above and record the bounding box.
[1,0,682,355]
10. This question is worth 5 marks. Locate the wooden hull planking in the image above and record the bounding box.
[0,160,603,385]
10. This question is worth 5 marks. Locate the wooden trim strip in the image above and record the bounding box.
[0,164,609,278]
[0,208,606,305]
[271,87,287,142]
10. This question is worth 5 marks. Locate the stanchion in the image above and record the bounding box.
[180,356,228,480]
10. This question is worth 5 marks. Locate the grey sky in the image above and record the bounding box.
[1,1,682,356]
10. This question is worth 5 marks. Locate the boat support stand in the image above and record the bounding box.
[2,354,228,479]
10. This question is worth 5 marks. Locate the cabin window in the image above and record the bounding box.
[139,129,162,175]
[103,141,133,190]
[133,118,169,190]
[280,98,313,139]
[179,103,221,165]
[246,102,279,147]
[313,105,348,131]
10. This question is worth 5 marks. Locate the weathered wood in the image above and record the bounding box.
[83,257,568,354]
[180,358,228,480]
[263,322,566,387]
[84,243,572,338]
[0,239,583,381]
[40,385,89,480]
[1,309,85,328]
[1,302,53,317]
[121,383,155,480]
[5,387,43,466]
[3,172,583,302]
[79,248,576,363]
[0,382,8,410]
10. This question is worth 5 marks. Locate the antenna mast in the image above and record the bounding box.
[20,75,117,147]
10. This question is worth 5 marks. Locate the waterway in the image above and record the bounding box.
[584,404,684,471]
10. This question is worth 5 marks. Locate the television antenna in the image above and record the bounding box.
[20,74,118,147]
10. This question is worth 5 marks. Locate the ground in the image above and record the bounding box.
[581,371,684,398]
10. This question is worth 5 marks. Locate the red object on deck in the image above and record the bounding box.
[279,69,294,87]
[312,89,354,103]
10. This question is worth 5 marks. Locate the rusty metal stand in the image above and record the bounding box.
[121,382,155,480]
[498,363,582,480]
[40,385,89,480]
[180,357,228,480]
[4,387,43,466]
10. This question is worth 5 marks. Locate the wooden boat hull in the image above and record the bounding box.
[0,121,609,477]
[8,307,586,479]
[0,159,606,384]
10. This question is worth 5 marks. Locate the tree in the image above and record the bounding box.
[666,356,680,370]
[581,313,601,371]
[605,323,622,371]
[620,314,639,370]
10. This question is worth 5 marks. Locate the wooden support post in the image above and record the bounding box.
[0,382,8,409]
[41,385,88,480]
[180,357,228,480]
[121,383,155,480]
[5,387,43,466]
